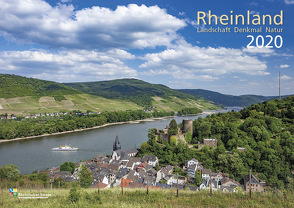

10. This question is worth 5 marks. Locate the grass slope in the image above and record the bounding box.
[0,94,141,115]
[2,188,293,208]
[179,89,273,107]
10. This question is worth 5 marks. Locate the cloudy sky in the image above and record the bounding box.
[0,0,293,96]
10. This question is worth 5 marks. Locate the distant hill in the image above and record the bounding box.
[0,75,219,115]
[0,74,142,115]
[178,89,273,107]
[65,79,220,111]
[0,74,81,101]
[65,79,200,105]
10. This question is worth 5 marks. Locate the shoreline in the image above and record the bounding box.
[0,116,176,143]
[0,110,222,144]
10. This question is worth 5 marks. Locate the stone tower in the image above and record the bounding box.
[113,135,121,151]
[182,119,193,134]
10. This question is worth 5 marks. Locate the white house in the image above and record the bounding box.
[184,158,198,168]
[142,155,158,167]
[202,169,211,179]
[164,175,174,185]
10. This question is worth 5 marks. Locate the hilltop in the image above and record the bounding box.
[0,74,81,100]
[178,89,274,107]
[65,79,201,106]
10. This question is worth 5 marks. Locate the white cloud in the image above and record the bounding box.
[0,1,186,50]
[280,75,292,80]
[0,50,137,82]
[285,0,294,4]
[242,47,275,56]
[280,64,290,68]
[140,41,270,80]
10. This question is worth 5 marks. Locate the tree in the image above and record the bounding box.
[168,119,178,135]
[0,164,20,181]
[140,142,151,153]
[194,171,203,186]
[286,176,294,190]
[185,130,192,144]
[170,136,177,146]
[79,165,93,188]
[60,161,76,174]
[148,128,157,140]
[199,122,211,138]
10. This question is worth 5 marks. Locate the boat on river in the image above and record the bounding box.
[51,144,79,151]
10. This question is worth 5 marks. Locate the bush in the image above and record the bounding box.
[170,136,177,146]
[84,192,102,204]
[68,183,80,203]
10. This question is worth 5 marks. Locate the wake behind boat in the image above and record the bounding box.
[51,144,79,151]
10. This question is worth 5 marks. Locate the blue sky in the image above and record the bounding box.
[0,0,293,96]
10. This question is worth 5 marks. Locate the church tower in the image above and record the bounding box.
[113,135,121,151]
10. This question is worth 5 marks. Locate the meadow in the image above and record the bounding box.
[1,188,293,208]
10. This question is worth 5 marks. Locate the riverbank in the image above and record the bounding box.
[0,110,224,144]
[0,116,176,143]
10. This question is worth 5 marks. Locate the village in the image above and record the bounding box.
[48,129,266,193]
[0,107,157,120]
[0,111,102,120]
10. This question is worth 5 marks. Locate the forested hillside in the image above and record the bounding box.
[0,74,81,100]
[139,96,294,188]
[65,79,202,107]
[179,89,273,107]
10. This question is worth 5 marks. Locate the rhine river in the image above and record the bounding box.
[0,108,240,174]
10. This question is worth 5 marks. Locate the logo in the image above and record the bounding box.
[9,188,18,196]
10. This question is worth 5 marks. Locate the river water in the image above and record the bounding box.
[0,108,239,174]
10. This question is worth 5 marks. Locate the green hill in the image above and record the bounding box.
[0,74,142,115]
[0,75,219,115]
[64,79,219,111]
[179,89,274,107]
[0,74,81,101]
[64,79,200,106]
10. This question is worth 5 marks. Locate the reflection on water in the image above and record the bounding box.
[0,108,238,174]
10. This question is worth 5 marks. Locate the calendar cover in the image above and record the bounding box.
[0,0,293,207]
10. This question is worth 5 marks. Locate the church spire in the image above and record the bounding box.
[113,135,121,151]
